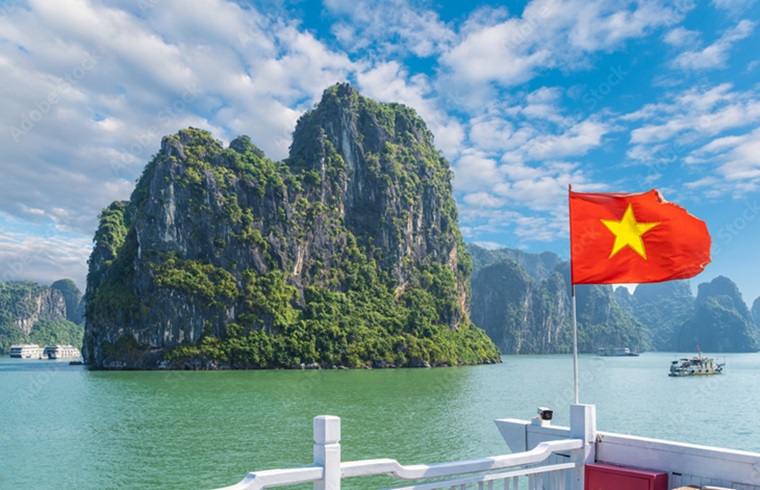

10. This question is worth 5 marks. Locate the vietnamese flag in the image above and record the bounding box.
[569,189,711,285]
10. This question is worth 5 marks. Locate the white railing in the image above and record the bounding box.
[216,415,585,490]
[496,410,760,490]
[596,432,760,490]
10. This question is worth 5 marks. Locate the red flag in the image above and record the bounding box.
[569,189,711,285]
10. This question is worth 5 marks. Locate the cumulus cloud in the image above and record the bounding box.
[693,127,760,188]
[0,0,363,287]
[623,83,760,198]
[712,0,757,16]
[0,221,92,291]
[664,27,701,47]
[0,0,358,236]
[671,20,755,71]
[502,119,611,163]
[628,84,760,145]
[452,150,501,192]
[324,0,455,57]
[471,241,505,250]
[438,0,687,108]
[1,0,758,291]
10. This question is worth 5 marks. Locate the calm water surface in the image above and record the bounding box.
[1,352,758,489]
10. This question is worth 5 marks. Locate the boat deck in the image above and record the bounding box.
[214,405,760,490]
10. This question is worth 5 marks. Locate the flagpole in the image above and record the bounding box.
[568,184,579,405]
[572,284,579,404]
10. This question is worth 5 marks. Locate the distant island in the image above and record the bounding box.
[468,244,760,354]
[2,247,756,360]
[83,83,500,369]
[0,279,84,354]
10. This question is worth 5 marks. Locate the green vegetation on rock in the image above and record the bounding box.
[468,245,758,354]
[84,84,499,369]
[0,280,84,354]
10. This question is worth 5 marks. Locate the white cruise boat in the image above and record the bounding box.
[9,344,43,359]
[43,345,81,360]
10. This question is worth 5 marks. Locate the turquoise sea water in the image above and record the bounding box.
[1,352,758,489]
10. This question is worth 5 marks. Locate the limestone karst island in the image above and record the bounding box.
[83,83,501,369]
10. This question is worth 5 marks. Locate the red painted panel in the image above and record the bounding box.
[586,463,668,490]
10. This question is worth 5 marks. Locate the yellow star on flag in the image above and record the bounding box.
[600,204,660,259]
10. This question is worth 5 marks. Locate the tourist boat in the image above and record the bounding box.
[597,346,639,357]
[43,345,82,360]
[669,351,724,377]
[9,344,42,359]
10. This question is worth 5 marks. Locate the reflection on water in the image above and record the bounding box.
[1,352,758,489]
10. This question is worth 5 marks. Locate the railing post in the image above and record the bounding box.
[313,415,341,490]
[569,404,596,490]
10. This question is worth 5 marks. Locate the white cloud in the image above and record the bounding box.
[629,84,760,145]
[512,214,566,242]
[452,150,500,192]
[624,83,760,197]
[463,193,505,208]
[694,127,760,185]
[521,86,566,122]
[672,20,755,71]
[1,0,756,294]
[324,0,454,57]
[468,115,517,152]
[472,241,505,250]
[0,0,360,240]
[712,0,757,16]
[438,0,686,107]
[506,119,611,161]
[664,27,700,47]
[0,225,93,291]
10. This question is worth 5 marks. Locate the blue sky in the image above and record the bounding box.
[1,0,759,305]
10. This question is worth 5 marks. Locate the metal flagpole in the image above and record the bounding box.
[568,184,579,405]
[572,284,579,404]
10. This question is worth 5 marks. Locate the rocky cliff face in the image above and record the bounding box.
[0,280,83,353]
[468,247,759,354]
[51,279,84,324]
[469,249,644,354]
[628,281,694,351]
[471,260,570,354]
[84,84,499,369]
[677,276,759,352]
[467,244,562,283]
[6,284,67,334]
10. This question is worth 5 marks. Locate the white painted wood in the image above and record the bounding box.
[313,416,341,490]
[596,432,760,486]
[494,419,571,453]
[382,463,576,490]
[217,408,760,490]
[217,433,580,489]
[214,466,324,490]
[569,404,596,490]
[339,439,582,480]
[494,419,529,453]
